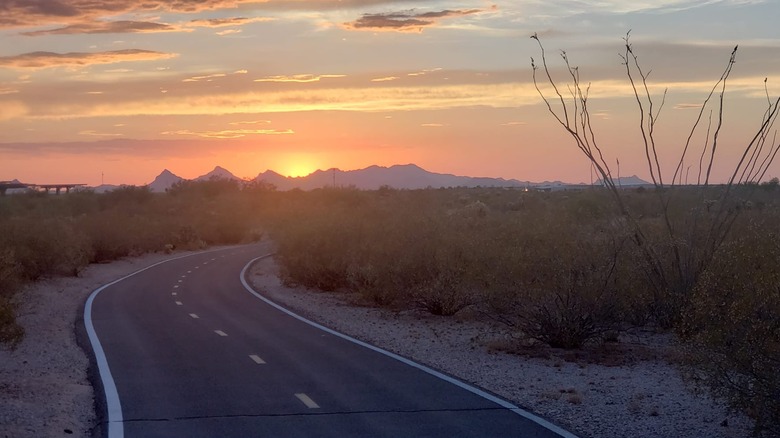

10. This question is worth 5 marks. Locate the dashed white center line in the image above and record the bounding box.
[203,262,208,265]
[177,280,183,283]
[181,275,186,278]
[295,393,320,409]
[171,292,177,296]
[175,301,183,306]
[189,313,199,319]
[173,285,179,289]
[214,330,228,337]
[194,266,199,269]
[249,355,266,364]
[187,270,192,273]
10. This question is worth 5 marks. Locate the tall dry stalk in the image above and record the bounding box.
[530,32,780,324]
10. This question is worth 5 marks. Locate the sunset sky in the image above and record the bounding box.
[1,0,779,186]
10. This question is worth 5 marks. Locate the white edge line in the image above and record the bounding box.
[84,246,246,438]
[240,255,580,438]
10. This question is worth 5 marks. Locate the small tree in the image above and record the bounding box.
[531,32,780,433]
[530,32,780,325]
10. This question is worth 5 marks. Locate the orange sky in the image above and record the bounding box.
[1,1,779,186]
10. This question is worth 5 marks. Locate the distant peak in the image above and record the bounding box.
[257,170,284,178]
[392,163,424,170]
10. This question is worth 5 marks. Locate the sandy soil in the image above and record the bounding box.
[0,248,755,438]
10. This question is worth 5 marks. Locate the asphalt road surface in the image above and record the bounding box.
[85,243,575,438]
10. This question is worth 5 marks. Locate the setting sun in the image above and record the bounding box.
[279,155,318,178]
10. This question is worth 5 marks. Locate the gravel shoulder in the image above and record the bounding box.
[0,250,205,438]
[0,249,755,438]
[249,256,754,438]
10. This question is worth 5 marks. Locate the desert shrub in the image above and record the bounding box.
[0,247,23,348]
[98,185,154,212]
[484,214,631,349]
[0,218,91,280]
[168,178,241,199]
[274,208,359,291]
[682,232,780,435]
[0,181,270,347]
[0,297,23,348]
[346,212,483,313]
[271,187,648,328]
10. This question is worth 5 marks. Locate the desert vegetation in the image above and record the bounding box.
[1,35,778,436]
[269,183,780,435]
[2,180,778,434]
[0,179,268,347]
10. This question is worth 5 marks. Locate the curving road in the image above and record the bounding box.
[84,243,576,438]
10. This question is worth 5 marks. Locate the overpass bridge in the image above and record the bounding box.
[0,182,87,196]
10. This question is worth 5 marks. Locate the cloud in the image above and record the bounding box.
[0,49,177,69]
[183,73,227,82]
[501,121,526,126]
[371,76,399,82]
[187,17,274,28]
[0,101,28,120]
[421,123,444,127]
[408,68,442,77]
[182,69,248,82]
[79,130,123,137]
[21,20,181,36]
[216,29,241,36]
[343,8,488,32]
[0,1,270,28]
[254,74,346,83]
[0,87,20,95]
[229,120,271,125]
[0,1,411,29]
[161,128,294,138]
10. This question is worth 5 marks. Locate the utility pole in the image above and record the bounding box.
[332,168,336,188]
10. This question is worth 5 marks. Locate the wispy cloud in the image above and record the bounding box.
[21,20,182,36]
[183,73,227,82]
[408,68,442,77]
[254,74,346,83]
[343,8,491,32]
[0,87,20,95]
[216,29,242,36]
[187,17,275,28]
[0,1,271,28]
[161,129,294,139]
[0,101,28,121]
[371,76,399,82]
[228,120,271,125]
[0,50,177,70]
[79,130,123,137]
[421,123,445,127]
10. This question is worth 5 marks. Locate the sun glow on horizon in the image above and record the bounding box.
[278,155,318,178]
